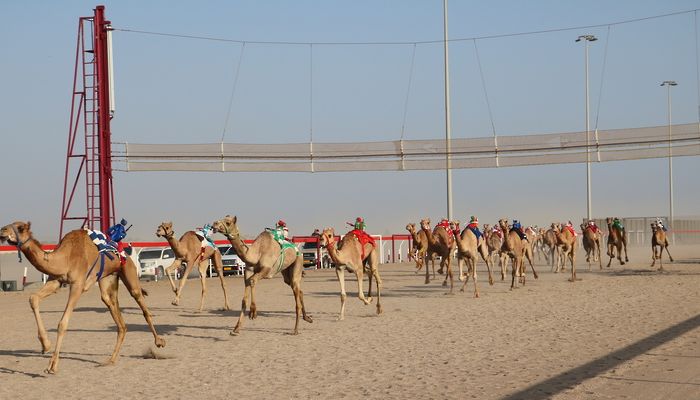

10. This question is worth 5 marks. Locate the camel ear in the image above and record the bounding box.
[23,221,31,233]
[233,216,237,224]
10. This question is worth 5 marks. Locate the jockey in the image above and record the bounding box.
[655,217,668,232]
[564,220,578,237]
[587,219,598,233]
[108,218,128,243]
[276,219,289,239]
[354,217,366,232]
[612,217,624,231]
[196,224,216,248]
[467,216,482,239]
[511,219,528,241]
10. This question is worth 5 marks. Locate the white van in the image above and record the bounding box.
[138,247,176,281]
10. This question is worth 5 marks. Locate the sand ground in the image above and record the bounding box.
[1,245,699,400]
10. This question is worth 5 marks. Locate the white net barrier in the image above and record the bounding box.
[115,123,700,173]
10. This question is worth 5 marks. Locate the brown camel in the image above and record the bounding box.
[319,227,382,320]
[212,215,313,335]
[650,223,674,271]
[552,223,578,281]
[406,223,431,276]
[450,222,494,297]
[498,219,537,289]
[156,222,231,311]
[0,222,165,374]
[420,218,456,291]
[580,222,602,270]
[605,217,629,267]
[540,226,560,271]
[483,224,508,280]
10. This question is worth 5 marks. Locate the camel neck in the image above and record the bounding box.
[21,238,54,274]
[225,232,253,263]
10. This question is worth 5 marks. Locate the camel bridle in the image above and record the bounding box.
[10,224,29,263]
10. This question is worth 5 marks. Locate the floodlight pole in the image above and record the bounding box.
[576,34,597,222]
[661,80,677,244]
[443,0,453,221]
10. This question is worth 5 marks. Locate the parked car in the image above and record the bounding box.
[207,245,245,277]
[298,241,332,269]
[138,247,175,281]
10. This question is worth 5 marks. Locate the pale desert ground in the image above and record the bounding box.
[1,245,699,400]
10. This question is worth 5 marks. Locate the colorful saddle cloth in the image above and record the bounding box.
[265,228,299,275]
[86,229,121,280]
[349,229,376,260]
[564,225,578,237]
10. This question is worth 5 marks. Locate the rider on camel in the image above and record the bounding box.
[511,220,528,241]
[467,216,482,240]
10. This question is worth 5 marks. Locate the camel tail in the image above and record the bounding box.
[141,288,149,297]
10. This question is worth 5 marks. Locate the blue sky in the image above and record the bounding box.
[2,0,700,241]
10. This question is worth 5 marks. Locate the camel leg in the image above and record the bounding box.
[45,280,85,374]
[445,258,454,293]
[352,262,372,305]
[336,267,347,321]
[164,258,183,293]
[618,244,625,266]
[471,258,479,298]
[118,263,166,349]
[247,268,269,320]
[525,248,538,280]
[368,251,383,315]
[282,265,306,335]
[478,246,494,286]
[210,254,232,311]
[172,256,198,306]
[457,256,465,282]
[664,243,674,262]
[366,263,374,299]
[98,275,127,366]
[28,279,61,354]
[196,261,208,312]
[510,257,518,290]
[651,245,657,267]
[232,267,255,335]
[424,253,431,284]
[292,258,313,324]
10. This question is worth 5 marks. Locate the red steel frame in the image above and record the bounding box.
[60,5,114,239]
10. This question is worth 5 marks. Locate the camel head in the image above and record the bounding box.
[419,218,431,231]
[406,223,416,234]
[551,222,562,233]
[498,219,509,231]
[318,228,336,248]
[449,220,461,234]
[606,217,613,225]
[483,223,491,231]
[650,222,658,232]
[155,222,174,239]
[212,215,239,238]
[0,221,32,246]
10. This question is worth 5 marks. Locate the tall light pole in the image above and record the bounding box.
[661,80,677,244]
[576,34,597,222]
[443,0,453,221]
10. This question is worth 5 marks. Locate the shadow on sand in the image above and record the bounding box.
[502,313,700,400]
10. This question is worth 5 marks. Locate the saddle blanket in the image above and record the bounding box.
[87,230,118,254]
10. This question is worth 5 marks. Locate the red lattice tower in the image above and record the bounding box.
[60,5,114,239]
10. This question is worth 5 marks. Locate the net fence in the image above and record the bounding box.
[114,123,700,172]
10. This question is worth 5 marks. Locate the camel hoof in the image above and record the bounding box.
[304,315,313,323]
[376,304,383,315]
[229,330,240,336]
[620,261,625,265]
[424,279,430,285]
[458,275,465,282]
[474,293,479,298]
[442,281,448,287]
[154,336,166,348]
[489,279,494,286]
[171,300,179,306]
[99,359,116,367]
[460,288,465,292]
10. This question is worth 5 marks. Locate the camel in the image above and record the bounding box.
[498,219,537,289]
[540,226,560,271]
[450,221,494,297]
[406,223,432,276]
[156,222,231,311]
[580,222,602,270]
[605,217,629,267]
[0,221,165,374]
[212,215,313,335]
[650,222,674,271]
[420,218,456,291]
[552,223,578,281]
[318,227,382,320]
[483,224,508,280]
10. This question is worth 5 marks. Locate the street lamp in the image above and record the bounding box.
[576,34,597,222]
[661,80,677,244]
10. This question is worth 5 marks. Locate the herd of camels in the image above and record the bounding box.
[0,215,673,374]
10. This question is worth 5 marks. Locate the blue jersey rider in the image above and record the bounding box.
[466,216,482,239]
[108,218,128,243]
[511,219,528,241]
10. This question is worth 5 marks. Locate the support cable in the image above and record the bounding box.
[309,44,314,172]
[473,39,499,166]
[695,11,700,134]
[221,42,246,142]
[593,25,611,162]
